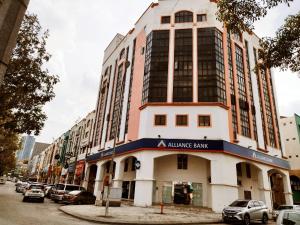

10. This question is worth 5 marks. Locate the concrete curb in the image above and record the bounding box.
[59,207,223,225]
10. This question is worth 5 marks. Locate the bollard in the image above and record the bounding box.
[160,202,164,214]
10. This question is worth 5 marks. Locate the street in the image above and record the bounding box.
[0,182,276,225]
[0,182,100,225]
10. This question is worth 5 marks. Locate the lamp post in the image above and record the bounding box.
[104,61,129,217]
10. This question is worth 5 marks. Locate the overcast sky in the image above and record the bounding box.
[27,0,300,143]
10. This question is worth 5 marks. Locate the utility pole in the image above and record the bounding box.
[104,62,128,217]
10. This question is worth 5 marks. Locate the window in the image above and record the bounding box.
[244,191,252,200]
[176,115,188,126]
[236,163,242,177]
[131,158,137,171]
[177,154,188,169]
[161,16,171,24]
[293,138,296,140]
[198,28,226,104]
[175,11,193,23]
[173,29,193,102]
[154,115,167,126]
[246,164,251,178]
[142,30,169,104]
[198,115,211,127]
[197,14,207,22]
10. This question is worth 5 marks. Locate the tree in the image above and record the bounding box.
[0,128,20,176]
[0,13,59,136]
[217,0,299,73]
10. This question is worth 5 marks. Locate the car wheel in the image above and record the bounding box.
[40,198,44,203]
[22,197,27,202]
[262,213,268,224]
[244,214,251,225]
[77,201,82,205]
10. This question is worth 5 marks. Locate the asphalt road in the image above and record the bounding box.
[0,181,276,225]
[0,181,101,225]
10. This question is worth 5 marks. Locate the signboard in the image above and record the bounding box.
[87,138,290,169]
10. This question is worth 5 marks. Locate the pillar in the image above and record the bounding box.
[134,153,154,207]
[82,163,90,189]
[210,158,238,213]
[282,172,293,205]
[113,158,123,188]
[258,169,272,209]
[94,162,104,202]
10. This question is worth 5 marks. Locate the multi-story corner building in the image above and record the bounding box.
[280,114,300,204]
[86,0,292,212]
[27,142,50,176]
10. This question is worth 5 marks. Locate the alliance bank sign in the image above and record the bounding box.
[157,140,209,150]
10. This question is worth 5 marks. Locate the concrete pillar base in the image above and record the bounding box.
[210,184,238,213]
[134,179,154,207]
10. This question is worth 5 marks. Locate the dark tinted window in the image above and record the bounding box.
[173,29,193,102]
[161,16,171,24]
[142,30,169,104]
[197,14,207,22]
[175,11,193,23]
[198,115,211,127]
[154,115,167,126]
[56,184,65,190]
[176,115,188,126]
[30,185,44,190]
[66,185,80,191]
[177,154,188,169]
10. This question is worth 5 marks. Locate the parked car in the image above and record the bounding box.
[23,184,45,202]
[222,200,269,225]
[61,190,96,205]
[51,184,85,203]
[272,205,300,221]
[276,210,300,225]
[16,182,28,193]
[44,185,55,198]
[0,176,6,184]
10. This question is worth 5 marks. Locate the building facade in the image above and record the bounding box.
[280,114,300,204]
[86,0,292,213]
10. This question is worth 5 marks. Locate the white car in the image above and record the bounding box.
[272,205,300,221]
[23,184,45,202]
[0,176,6,184]
[276,210,300,225]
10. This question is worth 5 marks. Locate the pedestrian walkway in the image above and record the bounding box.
[59,204,223,224]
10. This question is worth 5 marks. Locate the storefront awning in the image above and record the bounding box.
[87,138,290,169]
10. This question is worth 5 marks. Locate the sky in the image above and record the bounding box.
[27,0,300,143]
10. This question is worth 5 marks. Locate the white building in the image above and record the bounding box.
[280,114,300,204]
[85,0,292,212]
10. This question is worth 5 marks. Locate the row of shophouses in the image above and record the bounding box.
[28,110,96,189]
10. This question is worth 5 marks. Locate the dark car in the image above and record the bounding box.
[51,184,85,203]
[62,190,96,205]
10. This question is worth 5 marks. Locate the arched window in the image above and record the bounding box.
[175,11,193,23]
[119,48,126,60]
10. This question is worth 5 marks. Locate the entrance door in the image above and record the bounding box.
[162,185,172,204]
[129,181,135,199]
[192,183,203,207]
[122,181,130,199]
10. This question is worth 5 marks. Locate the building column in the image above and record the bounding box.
[82,163,90,189]
[258,169,272,210]
[94,162,105,203]
[113,158,123,188]
[192,26,198,102]
[210,158,238,213]
[282,172,293,205]
[134,153,154,207]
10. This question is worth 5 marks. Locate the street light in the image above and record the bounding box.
[104,61,129,217]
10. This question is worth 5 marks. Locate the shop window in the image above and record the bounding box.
[176,115,188,126]
[177,154,188,170]
[198,115,211,127]
[124,159,129,172]
[175,11,193,23]
[244,191,252,200]
[246,164,251,178]
[154,115,167,126]
[197,14,207,22]
[161,16,171,24]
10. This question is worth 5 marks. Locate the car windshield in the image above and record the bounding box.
[278,206,293,210]
[283,211,300,224]
[229,200,249,207]
[56,184,65,190]
[30,185,43,190]
[66,185,80,191]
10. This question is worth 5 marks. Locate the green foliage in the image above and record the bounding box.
[217,0,300,72]
[259,12,300,72]
[217,0,294,33]
[0,13,59,135]
[0,128,20,176]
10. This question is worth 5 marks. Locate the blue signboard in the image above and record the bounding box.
[87,138,290,169]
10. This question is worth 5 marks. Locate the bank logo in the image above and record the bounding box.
[157,140,167,148]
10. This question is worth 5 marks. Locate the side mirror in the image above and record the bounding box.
[248,206,252,209]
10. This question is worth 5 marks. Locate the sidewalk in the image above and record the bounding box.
[59,204,223,225]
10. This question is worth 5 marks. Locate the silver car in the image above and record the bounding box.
[272,205,300,221]
[222,200,269,225]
